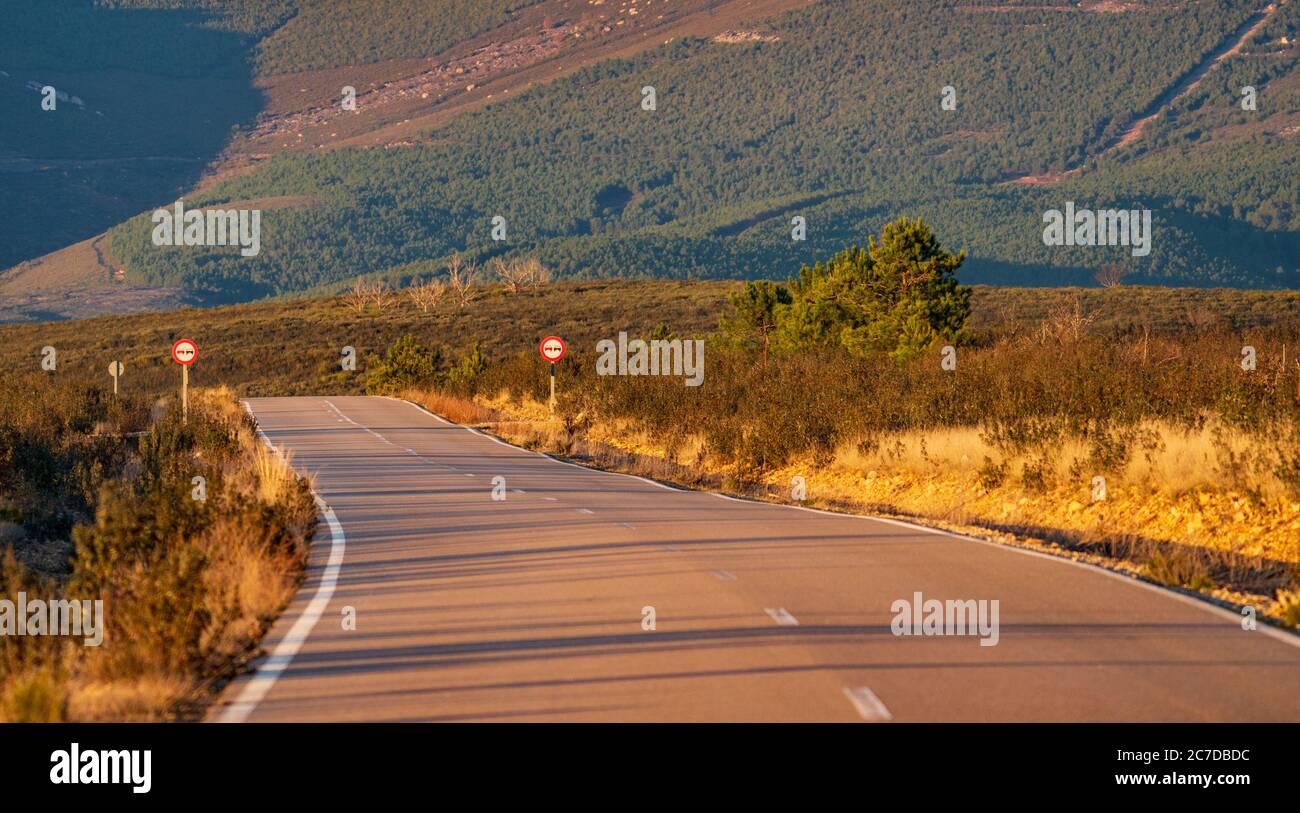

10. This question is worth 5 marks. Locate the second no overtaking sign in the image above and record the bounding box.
[539,336,565,414]
[539,336,566,362]
[171,339,197,365]
[171,338,197,423]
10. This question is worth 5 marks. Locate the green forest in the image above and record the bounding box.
[92,0,545,74]
[100,0,1299,298]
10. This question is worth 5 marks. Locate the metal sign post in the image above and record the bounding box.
[107,360,123,396]
[538,336,567,416]
[171,339,198,424]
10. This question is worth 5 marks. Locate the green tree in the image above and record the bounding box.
[777,247,874,351]
[778,217,971,360]
[448,342,489,389]
[720,280,792,368]
[365,335,442,394]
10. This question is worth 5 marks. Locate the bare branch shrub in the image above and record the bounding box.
[446,254,477,307]
[1094,263,1128,288]
[406,277,446,313]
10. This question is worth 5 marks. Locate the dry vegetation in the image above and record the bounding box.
[0,383,315,721]
[401,294,1300,628]
[5,280,1300,707]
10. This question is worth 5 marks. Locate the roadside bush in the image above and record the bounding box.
[0,383,315,721]
[366,335,444,394]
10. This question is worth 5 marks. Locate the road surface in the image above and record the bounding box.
[214,396,1300,722]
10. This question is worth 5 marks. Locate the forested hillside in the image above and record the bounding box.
[100,0,546,75]
[0,1,260,270]
[0,0,548,273]
[102,0,1300,298]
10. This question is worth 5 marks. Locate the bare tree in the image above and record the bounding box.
[1040,295,1098,343]
[1094,262,1128,288]
[446,254,477,308]
[406,277,446,313]
[345,277,396,313]
[492,257,533,294]
[522,257,552,290]
[344,277,370,313]
[364,280,394,312]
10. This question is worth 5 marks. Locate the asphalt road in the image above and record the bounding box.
[213,396,1300,722]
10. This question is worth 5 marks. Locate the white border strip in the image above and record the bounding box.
[722,493,1300,650]
[214,401,347,723]
[393,397,683,492]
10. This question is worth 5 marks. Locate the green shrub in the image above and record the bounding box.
[365,335,444,394]
[775,219,971,360]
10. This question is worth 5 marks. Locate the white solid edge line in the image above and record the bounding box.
[215,401,347,723]
[395,398,681,492]
[718,494,1300,650]
[392,398,1300,650]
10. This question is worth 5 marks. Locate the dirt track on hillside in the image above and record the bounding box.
[211,0,811,184]
[1004,0,1287,187]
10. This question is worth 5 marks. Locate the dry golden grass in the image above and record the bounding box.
[196,513,304,667]
[197,384,311,504]
[0,385,315,721]
[0,668,67,723]
[1278,589,1300,627]
[194,384,247,426]
[829,420,1297,498]
[64,674,193,723]
[407,387,500,424]
[833,427,992,478]
[248,442,300,505]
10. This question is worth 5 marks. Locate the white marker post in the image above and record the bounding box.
[107,360,123,396]
[171,338,197,423]
[539,336,567,415]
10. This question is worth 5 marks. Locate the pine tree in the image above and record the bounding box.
[720,280,792,368]
[777,217,971,360]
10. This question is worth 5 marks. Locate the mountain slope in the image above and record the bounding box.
[4,0,1298,322]
[104,0,1300,299]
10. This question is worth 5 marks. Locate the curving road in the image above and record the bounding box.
[213,396,1300,722]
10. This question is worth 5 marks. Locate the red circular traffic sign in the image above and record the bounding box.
[539,336,566,363]
[171,338,198,366]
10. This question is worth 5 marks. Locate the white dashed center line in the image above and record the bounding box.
[576,508,594,514]
[710,570,736,581]
[843,687,893,721]
[764,608,799,626]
